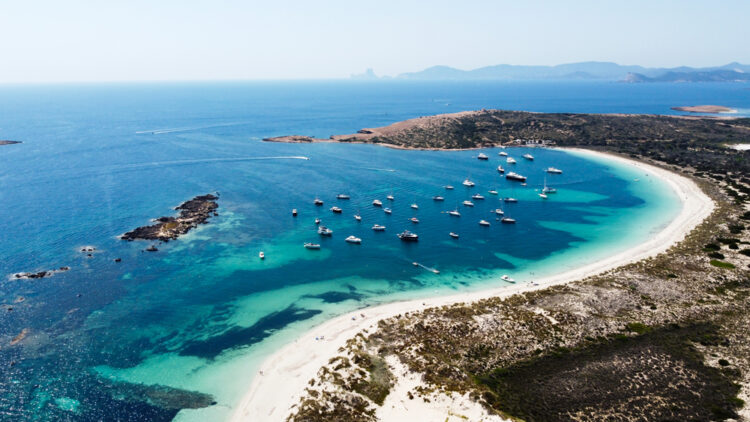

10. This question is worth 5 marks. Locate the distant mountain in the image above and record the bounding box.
[392,61,750,82]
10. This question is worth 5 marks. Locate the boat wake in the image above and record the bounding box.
[135,122,249,135]
[114,156,310,170]
[363,167,396,172]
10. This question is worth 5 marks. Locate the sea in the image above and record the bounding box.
[0,80,748,421]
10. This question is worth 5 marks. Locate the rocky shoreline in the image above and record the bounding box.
[121,194,219,242]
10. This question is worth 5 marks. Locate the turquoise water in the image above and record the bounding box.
[0,81,744,421]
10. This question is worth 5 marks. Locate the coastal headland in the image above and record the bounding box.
[235,110,750,421]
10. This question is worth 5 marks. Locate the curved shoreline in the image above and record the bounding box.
[229,149,714,422]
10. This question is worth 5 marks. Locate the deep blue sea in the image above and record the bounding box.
[0,80,747,421]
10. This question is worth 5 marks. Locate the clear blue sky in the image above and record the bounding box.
[1,0,748,82]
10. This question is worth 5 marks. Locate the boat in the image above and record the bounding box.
[410,217,419,224]
[539,193,548,199]
[546,167,563,174]
[315,218,321,225]
[410,203,419,210]
[387,194,395,201]
[345,235,362,244]
[488,190,498,195]
[448,209,461,217]
[523,153,534,161]
[397,230,419,242]
[444,185,454,190]
[384,207,392,214]
[314,198,323,206]
[496,165,505,174]
[494,208,504,215]
[292,209,297,216]
[505,172,526,182]
[499,151,508,156]
[372,224,386,231]
[259,251,265,259]
[330,206,342,213]
[501,275,515,283]
[501,217,516,224]
[318,226,333,236]
[336,194,350,200]
[506,157,516,164]
[304,243,321,249]
[503,197,518,203]
[471,193,484,200]
[372,199,382,207]
[479,219,490,226]
[462,178,475,187]
[354,214,362,221]
[432,195,445,201]
[542,176,557,194]
[462,200,474,207]
[449,232,459,239]
[477,153,489,160]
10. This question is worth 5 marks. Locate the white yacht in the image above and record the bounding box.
[505,172,526,182]
[314,198,324,206]
[449,232,459,239]
[304,243,321,249]
[501,216,516,224]
[523,153,534,161]
[479,220,490,227]
[503,197,518,203]
[448,209,461,217]
[259,251,265,260]
[315,218,321,225]
[488,190,498,195]
[410,217,419,224]
[387,193,395,201]
[546,167,563,174]
[336,194,350,200]
[372,224,386,231]
[345,235,362,244]
[354,214,362,221]
[497,165,505,174]
[372,199,382,207]
[501,275,515,283]
[494,208,504,215]
[445,185,454,190]
[330,206,342,213]
[462,179,475,187]
[433,195,445,201]
[539,193,548,199]
[506,157,517,164]
[472,193,484,200]
[411,203,419,210]
[499,151,508,156]
[397,230,419,242]
[477,153,489,160]
[462,200,474,207]
[384,207,392,214]
[318,226,333,236]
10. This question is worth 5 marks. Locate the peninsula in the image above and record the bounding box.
[672,105,738,114]
[121,194,219,242]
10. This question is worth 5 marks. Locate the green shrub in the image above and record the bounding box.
[710,260,736,269]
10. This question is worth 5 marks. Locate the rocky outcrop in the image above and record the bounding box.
[13,266,70,279]
[121,194,219,242]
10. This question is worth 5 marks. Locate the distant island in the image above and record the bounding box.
[672,105,738,114]
[353,61,750,82]
[0,140,21,146]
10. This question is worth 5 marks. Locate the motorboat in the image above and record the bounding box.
[372,224,386,231]
[448,209,461,217]
[477,153,489,160]
[315,218,321,225]
[410,203,419,210]
[259,251,265,259]
[354,214,362,221]
[372,199,382,207]
[387,192,395,201]
[493,208,504,215]
[499,151,508,156]
[304,243,321,249]
[501,217,516,224]
[506,157,516,164]
[314,198,324,206]
[433,196,445,201]
[397,230,419,242]
[471,193,484,200]
[318,226,333,236]
[497,165,505,174]
[488,190,498,195]
[444,185,454,190]
[503,197,518,203]
[523,153,534,161]
[410,217,419,224]
[462,200,474,207]
[501,275,515,283]
[546,167,563,174]
[479,219,490,226]
[330,206,342,213]
[462,179,475,187]
[345,235,362,244]
[539,193,548,199]
[505,172,526,182]
[336,194,350,200]
[449,232,459,239]
[292,209,297,216]
[384,207,392,214]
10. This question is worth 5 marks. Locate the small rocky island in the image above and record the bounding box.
[121,194,219,242]
[0,140,21,146]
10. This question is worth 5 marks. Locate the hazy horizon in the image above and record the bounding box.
[1,0,748,83]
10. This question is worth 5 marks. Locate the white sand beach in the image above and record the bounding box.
[229,149,715,422]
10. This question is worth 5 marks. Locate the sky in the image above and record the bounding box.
[0,0,748,83]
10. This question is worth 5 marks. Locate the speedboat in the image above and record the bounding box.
[506,157,516,164]
[523,153,534,161]
[337,194,350,200]
[501,217,516,224]
[387,194,395,201]
[354,214,362,221]
[479,219,490,226]
[477,153,489,160]
[410,203,419,210]
[410,217,419,224]
[372,199,382,207]
[497,166,505,174]
[462,200,474,207]
[433,196,445,201]
[314,198,324,206]
[330,206,342,213]
[488,190,498,195]
[372,224,386,231]
[539,193,548,199]
[318,226,333,236]
[462,179,475,187]
[494,208,504,215]
[499,151,508,156]
[448,209,461,217]
[503,197,518,203]
[546,167,563,174]
[304,243,321,249]
[345,235,362,244]
[384,207,392,214]
[397,230,419,242]
[505,172,526,182]
[315,218,321,225]
[449,232,459,239]
[292,209,298,217]
[472,193,484,200]
[501,275,515,283]
[444,185,454,190]
[259,251,265,259]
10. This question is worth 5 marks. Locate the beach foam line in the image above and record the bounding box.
[227,149,714,422]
